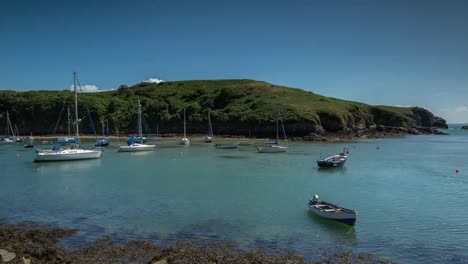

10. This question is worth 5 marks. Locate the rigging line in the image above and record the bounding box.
[276,108,288,143]
[142,115,152,136]
[76,78,98,139]
[52,98,68,135]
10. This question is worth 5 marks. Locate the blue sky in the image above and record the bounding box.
[1,0,468,122]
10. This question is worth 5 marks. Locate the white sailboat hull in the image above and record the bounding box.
[118,144,156,152]
[180,138,190,145]
[0,138,15,143]
[257,145,288,153]
[34,149,102,162]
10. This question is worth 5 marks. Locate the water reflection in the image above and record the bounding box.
[316,167,347,174]
[307,211,357,244]
[219,155,248,159]
[34,159,102,173]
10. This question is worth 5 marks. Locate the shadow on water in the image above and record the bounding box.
[307,211,357,243]
[316,166,348,174]
[122,151,154,156]
[34,159,102,172]
[218,154,248,159]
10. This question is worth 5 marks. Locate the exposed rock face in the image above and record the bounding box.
[410,107,448,128]
[305,106,448,139]
[317,112,344,132]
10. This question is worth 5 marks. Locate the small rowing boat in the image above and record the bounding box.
[308,194,356,226]
[317,148,348,168]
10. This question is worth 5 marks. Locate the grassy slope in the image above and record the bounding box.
[0,79,441,136]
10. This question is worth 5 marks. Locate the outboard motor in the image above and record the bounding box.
[312,194,319,203]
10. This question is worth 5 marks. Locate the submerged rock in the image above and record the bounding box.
[0,221,395,264]
[0,248,16,262]
[434,129,449,135]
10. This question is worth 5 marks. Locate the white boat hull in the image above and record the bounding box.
[257,145,288,153]
[34,149,102,162]
[180,138,190,145]
[118,144,156,152]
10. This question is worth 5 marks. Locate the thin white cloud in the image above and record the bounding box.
[432,106,468,124]
[455,106,468,112]
[143,78,165,84]
[70,84,99,93]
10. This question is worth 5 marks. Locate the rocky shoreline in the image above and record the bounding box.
[0,221,395,264]
[295,125,449,142]
[23,125,448,144]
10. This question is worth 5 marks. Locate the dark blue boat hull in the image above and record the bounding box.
[317,160,346,168]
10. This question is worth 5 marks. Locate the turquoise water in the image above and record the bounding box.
[1,128,468,263]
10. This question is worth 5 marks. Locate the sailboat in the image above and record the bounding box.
[257,117,288,153]
[179,108,190,145]
[34,73,102,162]
[203,109,213,143]
[57,107,78,144]
[14,124,23,142]
[118,98,155,152]
[95,120,109,147]
[154,121,161,141]
[0,111,16,143]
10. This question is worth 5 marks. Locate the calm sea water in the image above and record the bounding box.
[1,127,468,263]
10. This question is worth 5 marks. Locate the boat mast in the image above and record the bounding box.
[101,120,105,137]
[73,72,80,143]
[67,107,71,137]
[208,109,213,137]
[183,108,186,138]
[280,117,287,142]
[276,118,279,142]
[4,112,6,137]
[138,97,143,138]
[6,111,15,137]
[106,120,109,136]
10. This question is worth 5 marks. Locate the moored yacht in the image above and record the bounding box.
[257,117,288,153]
[203,109,214,143]
[118,98,155,152]
[179,108,190,145]
[34,73,102,162]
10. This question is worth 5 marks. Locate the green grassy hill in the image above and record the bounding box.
[0,79,447,137]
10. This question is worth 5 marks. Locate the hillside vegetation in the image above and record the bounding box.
[0,79,447,138]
